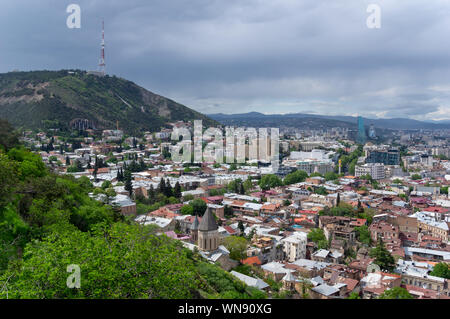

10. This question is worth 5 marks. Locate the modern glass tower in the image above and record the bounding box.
[356,116,366,145]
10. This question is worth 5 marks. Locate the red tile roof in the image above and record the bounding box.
[241,256,262,266]
[223,226,237,234]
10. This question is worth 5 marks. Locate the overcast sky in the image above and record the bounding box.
[1,0,450,120]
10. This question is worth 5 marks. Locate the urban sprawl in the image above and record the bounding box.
[23,118,450,299]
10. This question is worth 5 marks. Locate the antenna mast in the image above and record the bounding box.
[99,19,106,75]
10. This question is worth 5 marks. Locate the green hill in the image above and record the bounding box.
[0,70,217,134]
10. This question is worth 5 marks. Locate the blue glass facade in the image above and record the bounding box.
[356,116,366,145]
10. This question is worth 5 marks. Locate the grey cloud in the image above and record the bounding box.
[1,0,450,120]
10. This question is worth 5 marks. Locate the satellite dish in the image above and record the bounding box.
[367,263,381,273]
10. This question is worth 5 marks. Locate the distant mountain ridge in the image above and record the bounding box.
[209,112,450,130]
[0,70,217,134]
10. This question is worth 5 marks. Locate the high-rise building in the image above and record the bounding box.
[368,124,376,139]
[356,116,366,145]
[365,148,400,165]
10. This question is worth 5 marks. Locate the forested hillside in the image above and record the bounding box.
[0,70,217,134]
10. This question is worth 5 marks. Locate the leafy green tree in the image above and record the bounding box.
[77,176,93,193]
[324,171,338,181]
[307,228,328,249]
[224,205,234,218]
[0,154,18,209]
[105,188,116,198]
[227,179,242,193]
[183,166,192,173]
[0,223,199,298]
[67,160,84,173]
[411,174,422,180]
[191,198,207,216]
[378,287,413,299]
[243,179,253,192]
[297,277,313,299]
[347,291,361,299]
[8,148,47,179]
[355,225,372,245]
[223,236,248,261]
[314,186,328,195]
[283,169,308,185]
[0,204,30,271]
[101,180,112,190]
[307,228,326,242]
[181,205,194,215]
[183,194,194,202]
[0,119,19,152]
[349,159,357,175]
[283,199,291,206]
[196,261,265,299]
[429,263,450,279]
[369,238,395,272]
[259,174,282,190]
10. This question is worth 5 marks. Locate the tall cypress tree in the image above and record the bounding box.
[239,182,245,195]
[158,178,166,195]
[139,158,146,171]
[93,166,98,182]
[148,184,156,204]
[165,179,173,197]
[174,182,182,199]
[124,170,133,197]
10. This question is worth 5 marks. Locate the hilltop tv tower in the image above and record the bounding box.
[98,19,106,75]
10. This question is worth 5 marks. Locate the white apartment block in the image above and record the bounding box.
[355,163,385,180]
[281,231,307,262]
